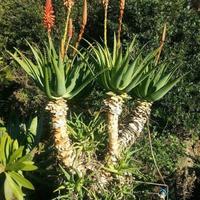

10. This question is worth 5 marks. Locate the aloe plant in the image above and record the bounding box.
[9,39,93,168]
[119,63,181,150]
[90,36,157,161]
[0,133,37,200]
[8,0,94,169]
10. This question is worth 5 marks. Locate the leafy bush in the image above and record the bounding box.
[0,133,37,200]
[0,0,45,52]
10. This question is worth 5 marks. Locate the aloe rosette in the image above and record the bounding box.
[120,63,182,150]
[90,36,157,161]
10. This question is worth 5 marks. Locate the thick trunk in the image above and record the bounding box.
[119,100,152,150]
[104,95,124,162]
[45,98,73,167]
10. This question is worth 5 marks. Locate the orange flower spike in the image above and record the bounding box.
[68,18,73,39]
[119,0,125,12]
[43,0,55,33]
[64,18,73,55]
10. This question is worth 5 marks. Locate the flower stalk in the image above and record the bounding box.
[61,0,75,59]
[155,23,167,65]
[73,0,88,54]
[102,0,109,46]
[65,18,73,53]
[117,0,125,47]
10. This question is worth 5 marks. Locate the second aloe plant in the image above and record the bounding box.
[90,36,157,161]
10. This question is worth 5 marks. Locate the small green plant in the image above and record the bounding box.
[0,133,37,200]
[53,165,88,200]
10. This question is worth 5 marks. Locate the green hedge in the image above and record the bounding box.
[0,0,200,136]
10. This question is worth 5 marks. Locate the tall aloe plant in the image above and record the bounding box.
[90,36,157,161]
[119,63,182,150]
[9,40,93,168]
[9,0,93,168]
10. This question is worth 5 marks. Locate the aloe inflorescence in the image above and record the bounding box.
[117,0,126,46]
[43,0,55,33]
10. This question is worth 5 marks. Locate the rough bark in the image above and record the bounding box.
[104,95,124,162]
[45,98,73,168]
[119,100,152,151]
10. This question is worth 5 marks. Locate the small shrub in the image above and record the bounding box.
[0,133,37,200]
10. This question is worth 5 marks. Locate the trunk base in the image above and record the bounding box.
[46,99,74,168]
[119,100,152,151]
[104,94,125,162]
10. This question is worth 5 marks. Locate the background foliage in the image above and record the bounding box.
[0,0,200,199]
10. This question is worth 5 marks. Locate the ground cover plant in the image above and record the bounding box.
[0,0,200,200]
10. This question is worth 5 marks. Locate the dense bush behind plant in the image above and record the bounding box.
[0,0,200,199]
[0,0,45,52]
[0,0,46,120]
[1,0,200,136]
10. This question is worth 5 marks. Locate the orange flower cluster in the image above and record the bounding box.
[43,0,55,33]
[119,0,125,12]
[64,0,74,9]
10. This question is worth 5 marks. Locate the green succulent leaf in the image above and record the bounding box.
[4,173,24,200]
[147,77,181,101]
[9,171,34,190]
[131,63,182,102]
[9,40,94,100]
[90,36,157,95]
